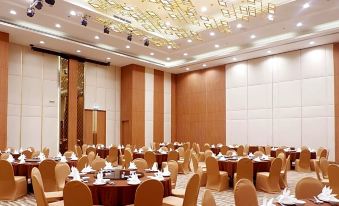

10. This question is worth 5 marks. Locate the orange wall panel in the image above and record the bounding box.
[68,59,78,151]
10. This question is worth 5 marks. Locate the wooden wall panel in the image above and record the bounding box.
[83,110,93,145]
[171,75,176,141]
[120,66,132,145]
[68,59,78,151]
[154,70,164,143]
[0,32,9,150]
[175,66,226,146]
[334,43,339,163]
[97,111,106,145]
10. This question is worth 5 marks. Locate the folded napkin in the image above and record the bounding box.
[134,149,138,153]
[81,165,94,173]
[127,171,141,184]
[248,152,254,158]
[318,186,339,202]
[211,144,215,148]
[60,156,67,163]
[261,197,274,206]
[72,170,81,181]
[152,171,164,181]
[284,148,291,152]
[70,153,78,160]
[162,165,171,176]
[219,156,227,161]
[18,154,26,164]
[138,148,143,153]
[277,188,298,205]
[121,145,125,149]
[253,157,261,162]
[104,161,114,170]
[151,162,158,171]
[261,154,269,160]
[56,152,62,158]
[94,171,105,184]
[69,167,79,177]
[118,145,121,149]
[7,154,14,163]
[128,162,137,170]
[217,152,223,157]
[38,152,46,161]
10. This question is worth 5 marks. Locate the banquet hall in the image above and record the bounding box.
[1,0,339,205]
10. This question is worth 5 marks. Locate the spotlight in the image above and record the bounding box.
[127,33,132,41]
[144,38,150,47]
[81,16,88,27]
[26,7,35,17]
[45,0,55,6]
[104,26,110,34]
[35,0,43,10]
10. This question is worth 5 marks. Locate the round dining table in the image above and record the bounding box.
[274,199,330,206]
[72,170,172,206]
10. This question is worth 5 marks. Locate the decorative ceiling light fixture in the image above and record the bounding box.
[267,14,274,21]
[27,0,55,17]
[26,7,35,17]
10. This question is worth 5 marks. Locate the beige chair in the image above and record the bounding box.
[86,147,96,155]
[328,164,339,198]
[279,155,290,189]
[32,151,41,158]
[39,159,58,192]
[258,146,265,154]
[31,170,63,206]
[82,144,88,156]
[202,190,216,206]
[87,151,95,165]
[295,149,311,172]
[190,153,207,187]
[253,151,264,158]
[0,160,27,200]
[177,147,185,160]
[132,179,163,206]
[183,142,190,151]
[265,146,271,156]
[106,146,118,166]
[43,147,50,158]
[74,145,82,158]
[220,145,228,155]
[244,145,249,156]
[163,174,200,206]
[122,149,133,169]
[226,150,236,157]
[152,142,159,150]
[160,146,169,152]
[256,158,282,193]
[31,167,63,203]
[91,158,105,171]
[203,143,210,152]
[63,151,73,158]
[178,149,191,174]
[167,150,179,161]
[22,149,33,159]
[77,156,89,171]
[204,150,213,160]
[234,179,259,206]
[237,145,244,156]
[234,157,253,184]
[167,160,179,188]
[196,144,205,162]
[295,177,322,199]
[55,163,70,191]
[206,156,228,191]
[319,157,329,179]
[315,162,329,186]
[132,158,148,171]
[64,180,92,206]
[0,153,9,160]
[144,151,156,168]
[275,148,284,157]
[167,143,174,151]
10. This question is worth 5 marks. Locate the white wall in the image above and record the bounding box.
[7,44,59,156]
[84,63,121,146]
[226,45,335,160]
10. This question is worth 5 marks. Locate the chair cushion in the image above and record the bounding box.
[171,188,185,198]
[46,191,63,202]
[49,200,64,206]
[162,196,184,206]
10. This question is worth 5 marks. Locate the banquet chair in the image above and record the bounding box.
[163,174,200,206]
[160,146,169,152]
[32,151,41,158]
[178,149,191,174]
[279,155,290,189]
[0,160,27,200]
[314,162,329,186]
[275,148,284,157]
[328,164,339,198]
[63,151,73,159]
[295,177,322,199]
[202,190,216,206]
[319,157,329,178]
[55,163,70,191]
[122,149,133,169]
[86,147,96,155]
[196,144,205,162]
[152,142,159,150]
[234,157,253,184]
[167,150,179,161]
[206,156,229,191]
[277,152,286,171]
[0,153,9,160]
[82,144,88,156]
[183,142,190,151]
[177,147,185,160]
[166,160,179,188]
[106,146,118,166]
[253,151,264,158]
[144,151,156,168]
[141,146,148,152]
[22,149,33,159]
[63,181,92,206]
[31,167,63,202]
[167,143,174,151]
[234,179,259,206]
[204,149,213,160]
[258,146,265,154]
[87,151,96,165]
[43,147,50,158]
[39,159,58,192]
[226,150,236,156]
[295,149,311,172]
[91,158,105,171]
[256,158,282,193]
[244,145,249,156]
[77,156,89,171]
[130,179,163,206]
[265,146,271,156]
[32,171,64,206]
[191,153,207,187]
[74,145,82,158]
[132,158,148,171]
[237,145,244,156]
[203,143,210,152]
[220,145,228,155]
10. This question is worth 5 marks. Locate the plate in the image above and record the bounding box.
[93,182,106,186]
[127,181,140,185]
[295,200,306,205]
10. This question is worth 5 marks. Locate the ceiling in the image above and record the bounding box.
[0,0,339,73]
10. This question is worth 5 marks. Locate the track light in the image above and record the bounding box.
[104,26,110,34]
[26,7,35,17]
[45,0,55,6]
[127,33,132,41]
[35,0,43,10]
[144,38,150,47]
[81,16,88,26]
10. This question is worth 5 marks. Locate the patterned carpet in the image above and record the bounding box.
[0,170,316,206]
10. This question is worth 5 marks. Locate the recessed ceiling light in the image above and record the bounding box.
[183,53,188,56]
[214,44,220,48]
[126,45,130,49]
[106,57,111,60]
[165,21,171,26]
[167,45,172,49]
[166,57,171,61]
[267,14,274,21]
[10,10,16,15]
[236,23,242,28]
[187,39,192,43]
[209,32,215,36]
[309,41,315,45]
[201,6,207,12]
[296,22,303,27]
[267,50,272,54]
[303,3,310,9]
[185,67,190,71]
[55,24,61,28]
[76,50,81,53]
[150,52,154,56]
[233,57,237,61]
[70,10,76,16]
[251,34,256,39]
[94,35,100,40]
[39,41,45,44]
[202,64,207,67]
